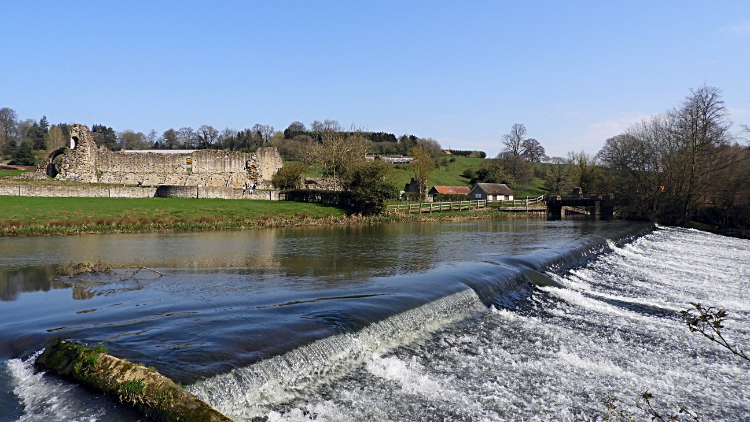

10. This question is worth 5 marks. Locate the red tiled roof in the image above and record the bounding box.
[430,186,471,195]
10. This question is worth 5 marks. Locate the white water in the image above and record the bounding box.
[217,226,749,421]
[6,352,143,422]
[188,289,488,420]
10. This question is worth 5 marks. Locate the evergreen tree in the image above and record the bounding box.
[10,142,36,165]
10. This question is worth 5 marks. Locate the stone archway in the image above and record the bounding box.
[43,147,68,177]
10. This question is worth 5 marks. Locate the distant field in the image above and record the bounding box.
[0,196,347,226]
[0,169,29,178]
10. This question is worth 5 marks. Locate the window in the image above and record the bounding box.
[475,193,482,199]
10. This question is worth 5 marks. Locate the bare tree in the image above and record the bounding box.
[0,107,18,146]
[310,119,341,133]
[218,128,239,150]
[196,125,219,149]
[251,124,275,143]
[162,128,180,149]
[177,127,195,149]
[672,85,733,224]
[418,137,442,154]
[323,119,341,132]
[310,120,324,132]
[286,121,307,132]
[500,124,526,157]
[521,138,546,162]
[146,129,158,147]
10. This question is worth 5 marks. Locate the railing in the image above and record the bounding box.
[390,200,487,214]
[496,195,546,208]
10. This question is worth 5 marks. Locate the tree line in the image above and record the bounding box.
[595,86,749,234]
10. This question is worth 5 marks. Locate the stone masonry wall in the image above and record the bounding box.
[50,124,282,188]
[0,185,279,200]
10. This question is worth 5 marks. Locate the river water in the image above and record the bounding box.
[0,218,748,421]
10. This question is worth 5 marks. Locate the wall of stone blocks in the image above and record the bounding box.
[1,184,280,200]
[50,124,283,189]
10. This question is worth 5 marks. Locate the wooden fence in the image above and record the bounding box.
[390,200,487,214]
[389,195,547,214]
[496,195,546,209]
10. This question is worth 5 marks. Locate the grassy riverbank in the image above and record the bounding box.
[0,196,518,237]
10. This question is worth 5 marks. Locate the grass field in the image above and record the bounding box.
[0,196,346,223]
[0,195,520,236]
[0,169,29,178]
[301,155,550,198]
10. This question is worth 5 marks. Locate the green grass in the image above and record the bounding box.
[0,196,347,227]
[388,156,484,189]
[0,169,30,178]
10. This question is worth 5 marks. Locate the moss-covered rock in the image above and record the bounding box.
[36,339,232,422]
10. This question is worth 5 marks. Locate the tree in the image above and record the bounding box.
[45,125,66,151]
[272,162,308,190]
[501,124,526,157]
[672,85,733,224]
[470,160,508,185]
[521,138,546,162]
[146,129,158,148]
[251,124,275,144]
[287,121,306,132]
[118,130,148,150]
[177,127,195,149]
[345,160,400,215]
[2,138,17,158]
[27,118,49,150]
[313,132,370,190]
[398,134,419,155]
[567,150,599,194]
[162,129,180,149]
[544,157,573,194]
[418,137,442,154]
[498,151,532,189]
[596,86,745,228]
[9,141,36,165]
[92,124,118,150]
[408,145,435,199]
[0,108,18,147]
[196,125,219,149]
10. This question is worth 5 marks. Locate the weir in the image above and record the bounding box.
[3,219,668,421]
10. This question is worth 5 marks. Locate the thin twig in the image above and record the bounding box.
[124,266,163,277]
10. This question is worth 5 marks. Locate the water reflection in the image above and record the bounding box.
[0,218,644,303]
[0,266,64,302]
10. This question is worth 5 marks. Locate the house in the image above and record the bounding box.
[469,183,514,202]
[428,186,470,200]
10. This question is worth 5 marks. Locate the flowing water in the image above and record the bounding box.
[0,218,748,421]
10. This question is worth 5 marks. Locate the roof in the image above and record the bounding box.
[429,186,470,195]
[474,183,514,195]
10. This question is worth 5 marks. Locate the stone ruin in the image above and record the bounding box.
[40,124,283,188]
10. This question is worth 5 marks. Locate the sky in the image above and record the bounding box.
[2,1,749,157]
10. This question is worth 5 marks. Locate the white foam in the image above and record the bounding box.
[189,289,487,420]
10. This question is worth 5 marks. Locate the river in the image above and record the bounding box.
[1,218,748,421]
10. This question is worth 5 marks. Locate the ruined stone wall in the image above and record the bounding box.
[0,185,158,198]
[50,124,282,188]
[1,184,279,200]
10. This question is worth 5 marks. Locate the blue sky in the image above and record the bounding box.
[2,1,749,157]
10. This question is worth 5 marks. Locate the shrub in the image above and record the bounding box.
[272,162,308,190]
